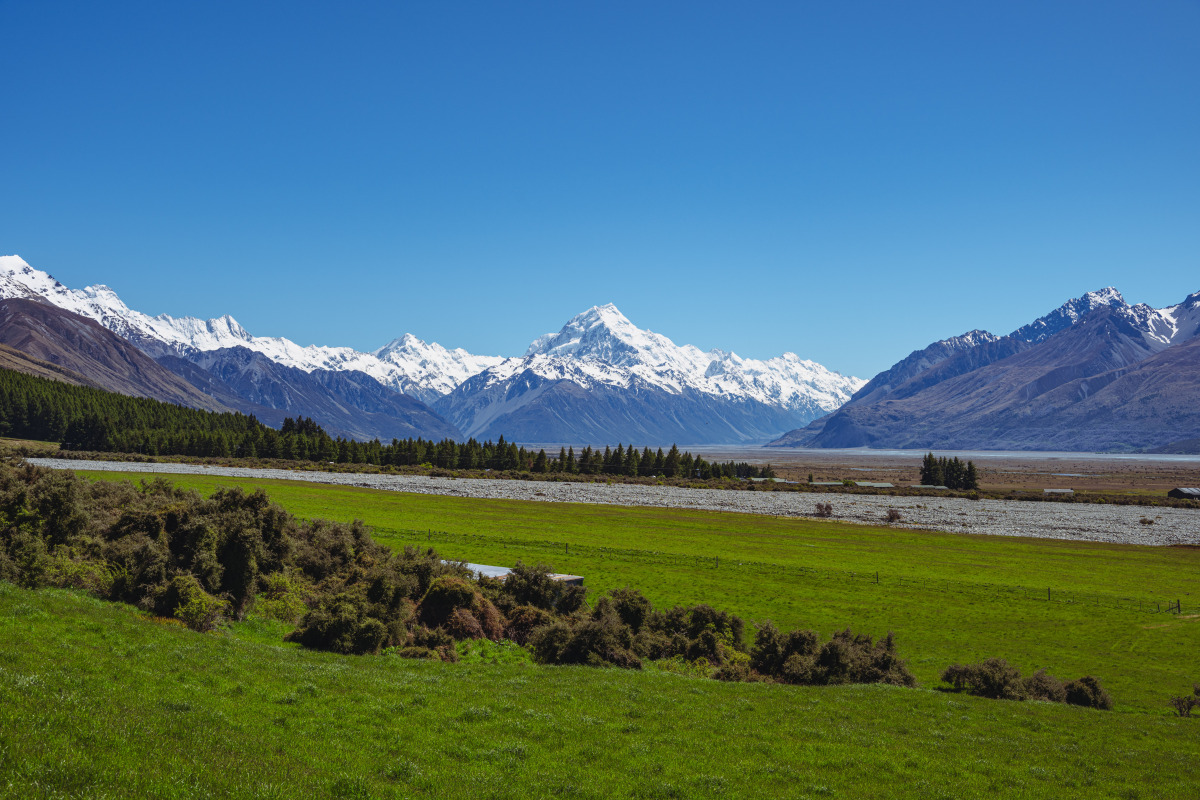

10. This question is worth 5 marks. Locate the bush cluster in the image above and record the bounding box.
[0,461,462,649]
[1,461,1117,700]
[749,623,916,687]
[941,658,1113,710]
[1169,684,1199,717]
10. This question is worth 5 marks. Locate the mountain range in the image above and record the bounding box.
[0,255,862,445]
[768,288,1200,452]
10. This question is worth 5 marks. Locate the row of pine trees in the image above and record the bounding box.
[0,367,775,479]
[919,452,980,490]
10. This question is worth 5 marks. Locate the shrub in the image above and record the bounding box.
[447,607,485,640]
[504,605,553,645]
[497,562,586,614]
[940,658,1026,700]
[942,659,1110,710]
[1023,669,1066,702]
[407,626,458,661]
[416,576,478,629]
[814,502,833,518]
[608,587,653,633]
[713,661,759,682]
[286,591,393,655]
[166,574,228,633]
[528,620,574,664]
[1168,685,1199,717]
[885,508,902,524]
[1064,676,1113,710]
[255,572,308,623]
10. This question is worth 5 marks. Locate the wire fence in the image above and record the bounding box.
[371,525,1197,616]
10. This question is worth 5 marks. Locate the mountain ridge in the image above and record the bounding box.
[768,287,1200,451]
[1,255,864,444]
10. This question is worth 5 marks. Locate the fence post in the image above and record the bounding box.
[715,556,719,569]
[1048,588,1051,602]
[875,571,879,585]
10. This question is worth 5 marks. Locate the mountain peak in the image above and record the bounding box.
[1011,287,1128,344]
[0,254,33,272]
[524,303,647,359]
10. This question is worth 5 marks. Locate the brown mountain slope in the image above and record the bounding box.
[0,343,94,387]
[797,307,1197,451]
[0,298,231,412]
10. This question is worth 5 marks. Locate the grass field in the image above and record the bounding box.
[3,583,1199,799]
[71,469,1200,714]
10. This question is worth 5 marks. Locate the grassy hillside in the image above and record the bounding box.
[2,582,1198,799]
[73,469,1200,713]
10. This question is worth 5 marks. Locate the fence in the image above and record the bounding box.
[370,525,1198,616]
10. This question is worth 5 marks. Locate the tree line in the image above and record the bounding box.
[0,367,776,479]
[919,453,980,490]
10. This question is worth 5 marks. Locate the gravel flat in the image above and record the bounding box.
[29,458,1200,546]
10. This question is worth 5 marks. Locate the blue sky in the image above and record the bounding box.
[2,1,1197,378]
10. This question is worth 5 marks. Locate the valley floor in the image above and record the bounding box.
[28,458,1200,546]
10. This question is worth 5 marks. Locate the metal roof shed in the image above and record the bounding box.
[1168,487,1200,500]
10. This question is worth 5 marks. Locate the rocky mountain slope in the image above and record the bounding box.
[2,256,863,445]
[435,304,863,443]
[0,297,232,412]
[157,347,463,442]
[0,255,499,405]
[769,288,1200,451]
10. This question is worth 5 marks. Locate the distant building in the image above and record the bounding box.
[1168,487,1200,500]
[461,562,584,586]
[1044,488,1074,495]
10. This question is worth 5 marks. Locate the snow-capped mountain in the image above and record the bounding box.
[0,255,500,405]
[2,255,863,444]
[769,286,1200,452]
[435,304,864,442]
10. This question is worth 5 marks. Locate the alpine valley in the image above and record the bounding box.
[0,255,863,445]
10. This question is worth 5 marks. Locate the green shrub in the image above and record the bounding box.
[167,574,228,633]
[755,627,914,687]
[504,604,553,645]
[286,591,392,654]
[608,587,652,633]
[497,562,586,615]
[940,658,1026,700]
[1023,669,1067,702]
[254,572,308,623]
[1064,676,1113,710]
[416,576,504,641]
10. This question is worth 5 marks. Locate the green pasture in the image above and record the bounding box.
[73,469,1200,713]
[2,583,1198,800]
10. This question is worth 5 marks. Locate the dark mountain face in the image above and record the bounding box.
[0,298,231,412]
[435,369,808,445]
[158,346,463,442]
[769,292,1200,452]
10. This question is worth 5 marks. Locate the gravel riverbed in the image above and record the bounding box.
[28,458,1200,547]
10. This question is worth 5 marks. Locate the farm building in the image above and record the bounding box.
[1167,487,1200,500]
[462,562,584,586]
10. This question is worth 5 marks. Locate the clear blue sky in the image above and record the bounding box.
[2,1,1197,379]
